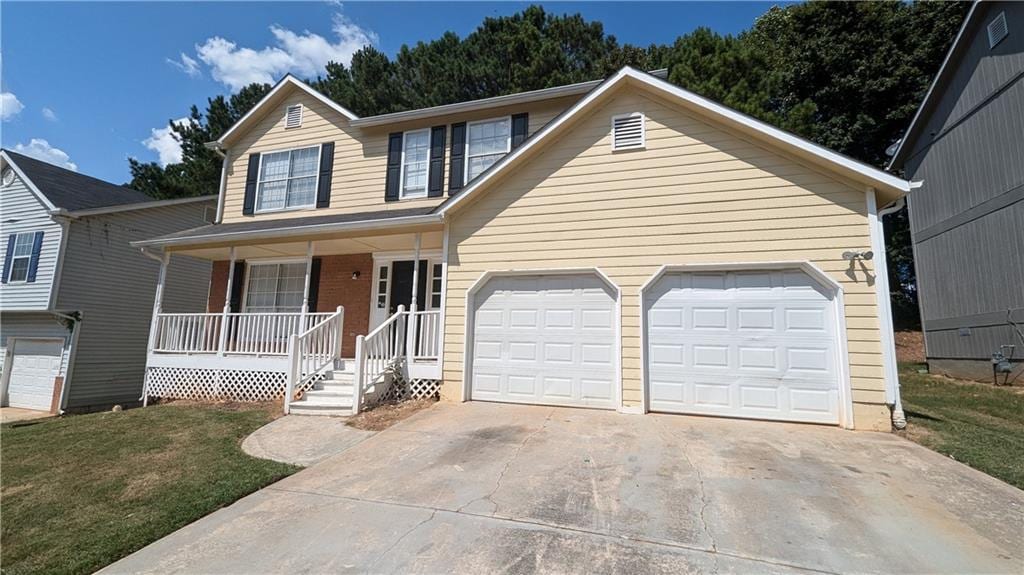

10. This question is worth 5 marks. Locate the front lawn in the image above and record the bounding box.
[899,364,1024,490]
[0,402,298,575]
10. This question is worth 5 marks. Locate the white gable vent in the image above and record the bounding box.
[285,104,303,128]
[611,112,645,151]
[988,11,1008,49]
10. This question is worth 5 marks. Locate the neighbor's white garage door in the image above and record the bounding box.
[471,274,617,408]
[646,269,841,424]
[6,339,63,411]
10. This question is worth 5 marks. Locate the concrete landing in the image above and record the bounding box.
[241,414,376,467]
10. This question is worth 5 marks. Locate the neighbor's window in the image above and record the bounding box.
[244,262,307,312]
[256,146,319,212]
[466,117,510,181]
[401,129,430,198]
[6,232,35,283]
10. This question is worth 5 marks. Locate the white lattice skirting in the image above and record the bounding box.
[145,367,292,402]
[381,376,442,402]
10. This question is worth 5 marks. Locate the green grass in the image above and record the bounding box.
[0,403,299,575]
[899,363,1024,490]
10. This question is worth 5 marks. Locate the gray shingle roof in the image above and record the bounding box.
[4,149,155,211]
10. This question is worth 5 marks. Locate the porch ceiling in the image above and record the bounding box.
[171,230,443,260]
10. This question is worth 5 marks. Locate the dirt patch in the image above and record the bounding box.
[155,399,284,417]
[895,330,925,363]
[346,399,437,431]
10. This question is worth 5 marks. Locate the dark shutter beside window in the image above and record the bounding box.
[316,143,335,208]
[511,113,529,149]
[384,132,403,202]
[307,257,322,312]
[448,122,467,195]
[26,231,44,283]
[229,260,246,313]
[428,126,446,198]
[242,154,261,215]
[1,234,15,284]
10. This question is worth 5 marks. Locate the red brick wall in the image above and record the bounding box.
[206,255,373,357]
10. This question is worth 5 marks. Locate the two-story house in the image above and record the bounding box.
[0,150,214,413]
[136,66,912,430]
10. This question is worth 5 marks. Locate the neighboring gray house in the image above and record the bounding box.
[0,150,215,413]
[889,1,1023,381]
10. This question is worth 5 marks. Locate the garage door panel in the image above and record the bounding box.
[471,273,617,409]
[6,339,62,411]
[646,269,840,424]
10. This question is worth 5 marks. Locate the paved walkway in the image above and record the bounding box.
[241,415,376,467]
[0,407,52,424]
[105,402,1023,574]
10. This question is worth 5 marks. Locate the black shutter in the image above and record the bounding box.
[307,257,322,312]
[1,234,15,283]
[428,125,446,198]
[511,113,529,149]
[242,154,261,215]
[448,122,466,194]
[26,231,44,283]
[229,260,246,313]
[316,143,335,208]
[384,132,403,202]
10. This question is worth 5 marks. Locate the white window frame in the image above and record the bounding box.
[5,232,36,284]
[611,112,646,151]
[464,116,512,182]
[240,258,308,313]
[254,144,321,214]
[399,128,431,200]
[428,262,444,309]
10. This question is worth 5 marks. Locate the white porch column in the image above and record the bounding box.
[301,241,314,330]
[407,233,422,360]
[410,233,421,313]
[146,251,170,354]
[218,246,236,355]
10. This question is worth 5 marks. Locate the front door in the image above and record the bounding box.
[388,260,429,314]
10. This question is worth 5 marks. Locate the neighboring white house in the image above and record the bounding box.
[0,149,215,413]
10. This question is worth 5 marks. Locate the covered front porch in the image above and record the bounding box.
[142,223,445,413]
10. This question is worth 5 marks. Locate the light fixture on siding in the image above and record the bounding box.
[352,271,361,280]
[842,250,874,261]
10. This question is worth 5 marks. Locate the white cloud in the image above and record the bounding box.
[1,92,24,121]
[167,52,202,78]
[143,117,192,167]
[12,139,77,171]
[192,13,377,92]
[41,107,58,122]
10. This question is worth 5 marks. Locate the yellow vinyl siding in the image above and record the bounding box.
[442,86,890,430]
[221,88,579,223]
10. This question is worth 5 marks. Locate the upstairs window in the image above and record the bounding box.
[6,232,35,283]
[244,262,307,312]
[401,129,431,198]
[466,117,510,181]
[256,146,319,212]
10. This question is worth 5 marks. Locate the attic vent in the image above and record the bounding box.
[988,11,1008,49]
[611,113,645,151]
[285,104,303,129]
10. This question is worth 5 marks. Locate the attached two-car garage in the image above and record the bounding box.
[466,266,845,426]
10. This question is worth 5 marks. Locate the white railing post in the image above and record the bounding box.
[284,333,299,415]
[397,304,407,365]
[352,335,365,415]
[335,306,345,361]
[219,247,236,356]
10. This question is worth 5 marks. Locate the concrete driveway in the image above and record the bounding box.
[104,402,1023,574]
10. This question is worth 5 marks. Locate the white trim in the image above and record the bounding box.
[398,129,431,200]
[56,312,81,412]
[240,258,308,313]
[217,75,358,146]
[867,189,901,415]
[253,144,322,214]
[461,267,623,411]
[61,195,216,218]
[215,149,229,224]
[440,221,450,393]
[611,112,646,151]
[439,67,909,216]
[464,116,512,182]
[0,151,58,212]
[637,261,854,429]
[48,216,71,310]
[5,231,37,284]
[369,249,444,328]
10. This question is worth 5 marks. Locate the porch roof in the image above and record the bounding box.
[134,206,441,249]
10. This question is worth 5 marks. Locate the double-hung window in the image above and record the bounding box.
[6,232,35,283]
[401,129,430,198]
[466,117,510,181]
[244,262,307,312]
[256,146,319,212]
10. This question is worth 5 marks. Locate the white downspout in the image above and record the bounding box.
[52,311,81,414]
[869,191,906,429]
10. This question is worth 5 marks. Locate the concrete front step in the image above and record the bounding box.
[323,370,355,383]
[289,402,353,416]
[313,382,354,395]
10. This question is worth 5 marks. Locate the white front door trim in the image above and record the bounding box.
[462,267,623,411]
[639,261,853,429]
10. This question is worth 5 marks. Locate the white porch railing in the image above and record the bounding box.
[410,310,442,361]
[284,307,345,414]
[151,312,331,356]
[352,305,406,414]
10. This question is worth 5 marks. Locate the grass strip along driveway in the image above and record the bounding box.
[899,364,1024,490]
[1,402,298,575]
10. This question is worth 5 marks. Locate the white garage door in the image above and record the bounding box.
[646,269,841,424]
[471,274,617,408]
[6,339,63,411]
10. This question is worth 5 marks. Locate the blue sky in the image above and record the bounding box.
[1,1,785,185]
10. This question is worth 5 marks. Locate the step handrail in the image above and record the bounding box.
[284,306,345,415]
[352,305,406,415]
